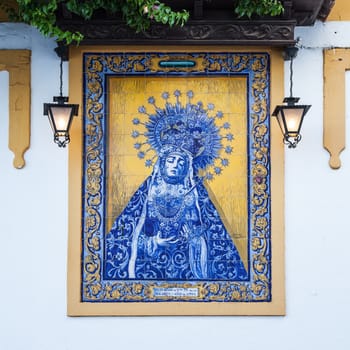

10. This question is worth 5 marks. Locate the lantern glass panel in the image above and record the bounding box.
[50,106,73,132]
[283,108,304,136]
[275,109,287,135]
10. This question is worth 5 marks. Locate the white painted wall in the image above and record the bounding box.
[0,21,349,350]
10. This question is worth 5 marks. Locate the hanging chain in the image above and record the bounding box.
[59,58,63,97]
[289,56,293,98]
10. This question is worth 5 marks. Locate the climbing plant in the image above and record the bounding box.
[235,0,284,18]
[1,0,284,45]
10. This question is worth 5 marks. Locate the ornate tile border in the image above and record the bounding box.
[81,52,271,304]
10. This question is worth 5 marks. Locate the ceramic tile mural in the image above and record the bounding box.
[80,52,272,309]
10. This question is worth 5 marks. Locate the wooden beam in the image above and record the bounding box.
[0,50,31,169]
[0,1,17,22]
[323,48,350,169]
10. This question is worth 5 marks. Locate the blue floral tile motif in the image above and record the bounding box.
[82,52,271,303]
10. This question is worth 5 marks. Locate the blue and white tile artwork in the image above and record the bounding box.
[105,90,248,281]
[81,52,272,303]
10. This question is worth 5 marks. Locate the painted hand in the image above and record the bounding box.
[154,231,179,246]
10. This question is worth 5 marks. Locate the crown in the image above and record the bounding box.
[131,90,234,180]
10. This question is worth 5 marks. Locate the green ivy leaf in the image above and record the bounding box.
[9,0,283,45]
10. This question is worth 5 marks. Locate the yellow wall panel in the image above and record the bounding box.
[327,0,350,21]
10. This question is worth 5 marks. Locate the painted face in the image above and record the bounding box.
[164,152,186,178]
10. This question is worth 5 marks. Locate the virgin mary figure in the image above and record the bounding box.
[105,90,248,281]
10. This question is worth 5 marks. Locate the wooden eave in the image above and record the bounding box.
[54,0,335,48]
[0,0,336,48]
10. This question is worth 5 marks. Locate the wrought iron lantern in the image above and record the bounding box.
[43,58,79,147]
[272,47,311,148]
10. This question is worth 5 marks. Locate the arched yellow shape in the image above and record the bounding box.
[324,48,350,169]
[0,50,31,169]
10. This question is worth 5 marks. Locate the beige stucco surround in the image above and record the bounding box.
[67,46,285,316]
